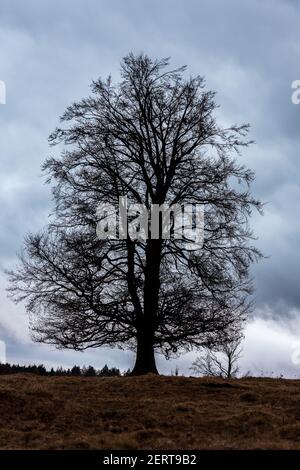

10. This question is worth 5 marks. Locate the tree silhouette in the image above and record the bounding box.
[7,54,262,375]
[191,335,244,378]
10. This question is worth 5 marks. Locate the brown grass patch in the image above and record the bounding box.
[0,374,299,449]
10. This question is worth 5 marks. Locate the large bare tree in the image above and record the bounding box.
[7,54,262,374]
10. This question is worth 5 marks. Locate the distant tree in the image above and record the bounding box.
[7,53,262,375]
[84,365,97,377]
[55,366,64,376]
[111,367,121,377]
[37,364,47,376]
[96,364,120,377]
[71,365,81,376]
[191,336,243,379]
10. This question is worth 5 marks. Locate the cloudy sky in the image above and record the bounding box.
[1,0,300,376]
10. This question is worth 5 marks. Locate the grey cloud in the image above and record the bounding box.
[0,0,300,373]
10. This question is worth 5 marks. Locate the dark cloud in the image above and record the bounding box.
[1,0,300,374]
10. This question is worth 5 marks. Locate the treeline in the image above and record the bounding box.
[0,362,129,377]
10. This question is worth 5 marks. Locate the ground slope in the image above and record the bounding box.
[0,374,299,449]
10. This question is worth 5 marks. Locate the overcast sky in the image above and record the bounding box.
[1,0,300,376]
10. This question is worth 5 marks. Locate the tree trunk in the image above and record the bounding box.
[131,239,162,376]
[131,331,158,375]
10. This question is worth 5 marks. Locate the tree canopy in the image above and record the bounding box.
[7,54,262,374]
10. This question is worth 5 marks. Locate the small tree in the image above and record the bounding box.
[191,336,243,379]
[71,365,81,376]
[84,365,97,377]
[98,365,121,377]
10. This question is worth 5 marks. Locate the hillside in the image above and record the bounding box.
[0,374,300,449]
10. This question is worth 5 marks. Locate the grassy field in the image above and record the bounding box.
[0,374,300,449]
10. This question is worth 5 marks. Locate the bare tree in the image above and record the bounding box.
[191,336,244,378]
[7,54,262,375]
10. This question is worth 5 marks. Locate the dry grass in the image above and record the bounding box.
[0,374,300,449]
